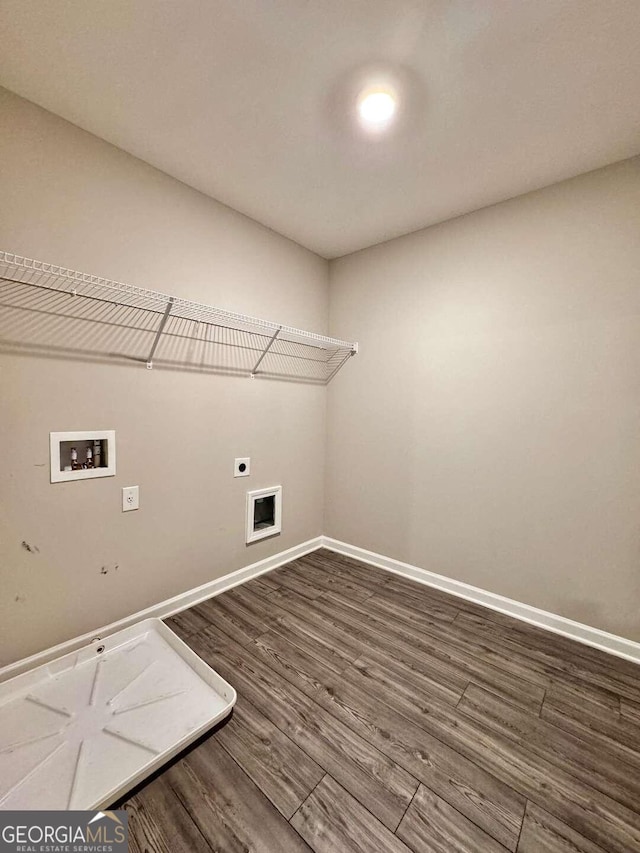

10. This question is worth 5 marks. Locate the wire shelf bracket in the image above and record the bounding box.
[0,251,358,383]
[146,297,175,369]
[250,325,282,377]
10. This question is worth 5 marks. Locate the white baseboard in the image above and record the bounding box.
[0,536,323,682]
[5,533,639,682]
[321,536,640,667]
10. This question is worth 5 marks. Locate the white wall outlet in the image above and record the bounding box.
[234,457,251,477]
[122,485,139,512]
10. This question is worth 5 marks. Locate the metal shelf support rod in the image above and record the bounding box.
[251,326,282,377]
[146,297,174,369]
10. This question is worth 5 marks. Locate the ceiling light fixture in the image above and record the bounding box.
[357,88,397,130]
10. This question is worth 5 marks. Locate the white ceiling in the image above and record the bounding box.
[1,1,640,258]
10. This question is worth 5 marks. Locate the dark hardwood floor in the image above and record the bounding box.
[121,549,640,852]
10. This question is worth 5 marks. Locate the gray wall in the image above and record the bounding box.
[0,88,329,664]
[326,157,640,642]
[3,84,639,664]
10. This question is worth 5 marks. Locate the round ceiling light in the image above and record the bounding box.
[357,88,397,130]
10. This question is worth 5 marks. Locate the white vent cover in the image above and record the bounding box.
[246,486,282,544]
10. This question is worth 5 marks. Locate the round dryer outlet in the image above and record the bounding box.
[234,457,251,477]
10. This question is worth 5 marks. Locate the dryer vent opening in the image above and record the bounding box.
[254,495,275,531]
[246,486,282,544]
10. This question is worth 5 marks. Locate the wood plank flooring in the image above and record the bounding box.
[120,549,640,852]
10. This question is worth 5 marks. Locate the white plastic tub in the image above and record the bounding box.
[0,618,236,810]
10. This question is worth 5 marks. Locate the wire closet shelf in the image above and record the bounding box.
[0,251,358,383]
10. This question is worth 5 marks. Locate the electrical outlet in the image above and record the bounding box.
[122,485,139,512]
[234,457,251,477]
